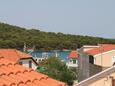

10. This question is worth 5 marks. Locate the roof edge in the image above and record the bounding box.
[76,66,115,86]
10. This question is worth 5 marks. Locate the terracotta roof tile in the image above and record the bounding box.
[85,44,115,56]
[69,50,78,59]
[0,49,32,62]
[0,57,67,86]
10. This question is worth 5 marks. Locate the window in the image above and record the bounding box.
[29,60,32,68]
[39,59,41,62]
[19,62,22,65]
[89,55,94,64]
[73,59,76,64]
[112,79,115,86]
[70,59,72,62]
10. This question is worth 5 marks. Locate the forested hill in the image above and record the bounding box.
[0,22,115,50]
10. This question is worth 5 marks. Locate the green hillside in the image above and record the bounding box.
[0,22,115,50]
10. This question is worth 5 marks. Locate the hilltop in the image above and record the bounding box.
[0,22,115,50]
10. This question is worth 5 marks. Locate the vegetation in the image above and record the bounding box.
[0,22,115,50]
[36,57,76,86]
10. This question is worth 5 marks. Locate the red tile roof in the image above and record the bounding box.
[0,56,67,86]
[85,44,115,56]
[69,50,78,59]
[0,49,32,62]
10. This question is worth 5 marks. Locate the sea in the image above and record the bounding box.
[30,51,71,62]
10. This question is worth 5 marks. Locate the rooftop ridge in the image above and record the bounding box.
[85,44,115,56]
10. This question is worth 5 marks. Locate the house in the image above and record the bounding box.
[85,44,115,67]
[75,65,115,86]
[0,55,67,86]
[66,50,78,68]
[0,49,38,70]
[78,44,115,81]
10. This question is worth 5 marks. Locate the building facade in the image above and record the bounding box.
[78,44,115,81]
[66,50,78,68]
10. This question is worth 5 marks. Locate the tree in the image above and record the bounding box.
[0,22,115,50]
[36,57,76,86]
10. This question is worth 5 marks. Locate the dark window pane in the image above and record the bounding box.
[29,60,32,68]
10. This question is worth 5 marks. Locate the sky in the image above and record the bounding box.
[0,0,115,38]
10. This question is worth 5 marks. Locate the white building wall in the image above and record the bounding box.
[32,61,38,70]
[19,59,38,70]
